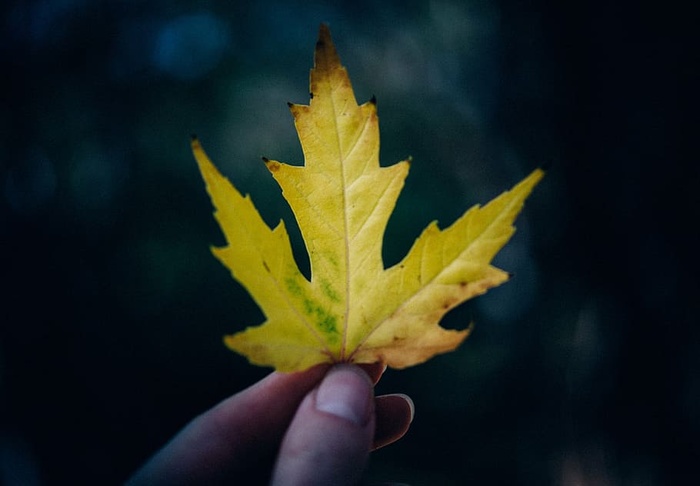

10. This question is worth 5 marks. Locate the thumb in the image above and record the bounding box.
[271,365,375,486]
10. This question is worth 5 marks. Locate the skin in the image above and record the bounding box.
[126,363,414,485]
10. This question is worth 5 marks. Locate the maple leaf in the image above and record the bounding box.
[192,25,544,372]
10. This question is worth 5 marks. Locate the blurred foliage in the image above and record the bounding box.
[1,0,695,484]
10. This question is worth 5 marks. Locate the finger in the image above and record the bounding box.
[271,365,375,486]
[372,393,414,450]
[358,362,387,385]
[127,364,329,485]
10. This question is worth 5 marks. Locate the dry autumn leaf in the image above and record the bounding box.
[193,25,544,372]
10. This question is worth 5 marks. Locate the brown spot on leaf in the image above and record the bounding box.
[267,161,280,172]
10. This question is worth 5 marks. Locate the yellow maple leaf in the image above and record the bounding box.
[192,25,544,372]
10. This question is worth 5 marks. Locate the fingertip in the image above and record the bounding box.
[373,394,415,450]
[393,393,415,423]
[358,362,387,385]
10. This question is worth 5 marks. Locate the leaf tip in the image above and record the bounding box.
[317,23,332,44]
[314,23,340,71]
[370,94,377,105]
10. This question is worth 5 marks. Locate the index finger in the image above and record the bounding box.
[127,364,329,485]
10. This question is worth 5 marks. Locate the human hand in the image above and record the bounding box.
[126,364,414,485]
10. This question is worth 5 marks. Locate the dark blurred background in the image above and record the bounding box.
[1,0,696,484]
